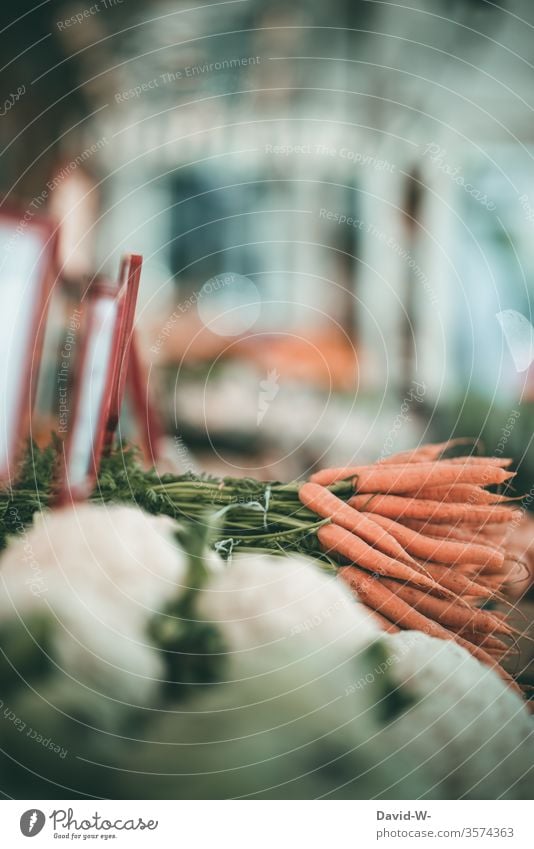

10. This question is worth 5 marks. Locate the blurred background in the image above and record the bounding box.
[2,0,534,484]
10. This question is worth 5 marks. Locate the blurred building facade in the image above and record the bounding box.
[2,0,534,472]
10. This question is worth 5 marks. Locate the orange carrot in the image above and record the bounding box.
[408,485,509,504]
[311,459,513,489]
[310,467,361,485]
[338,567,518,689]
[360,604,401,633]
[362,513,504,569]
[378,439,476,465]
[398,518,506,540]
[398,520,510,551]
[298,482,419,567]
[443,456,513,467]
[317,523,454,596]
[309,462,513,490]
[339,566,461,638]
[454,629,510,652]
[456,560,505,576]
[395,519,462,536]
[351,493,518,524]
[380,579,515,637]
[422,563,495,599]
[350,462,513,494]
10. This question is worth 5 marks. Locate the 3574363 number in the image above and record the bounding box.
[463,827,514,838]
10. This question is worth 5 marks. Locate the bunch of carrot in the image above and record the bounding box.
[299,440,528,693]
[6,439,529,694]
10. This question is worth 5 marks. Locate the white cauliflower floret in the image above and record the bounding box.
[197,550,380,660]
[0,504,187,704]
[377,631,534,799]
[126,553,421,799]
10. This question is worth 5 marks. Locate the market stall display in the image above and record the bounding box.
[2,437,531,692]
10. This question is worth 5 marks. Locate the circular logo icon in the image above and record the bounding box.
[197,272,261,336]
[20,810,46,837]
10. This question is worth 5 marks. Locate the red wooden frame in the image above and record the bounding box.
[103,254,142,453]
[126,332,164,465]
[56,254,142,503]
[0,206,58,485]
